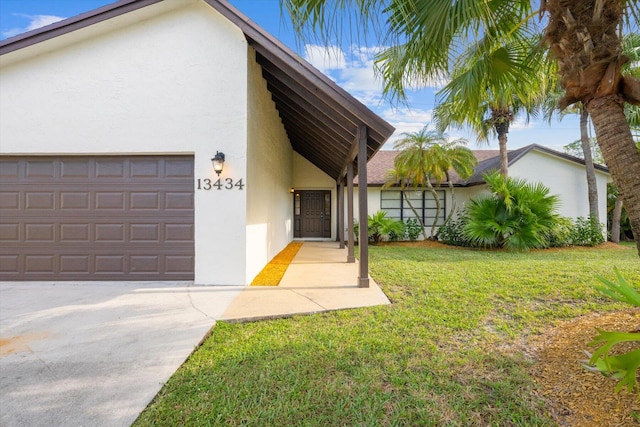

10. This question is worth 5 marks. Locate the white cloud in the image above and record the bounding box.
[509,115,535,131]
[304,44,385,105]
[303,44,347,73]
[1,14,65,39]
[377,107,434,149]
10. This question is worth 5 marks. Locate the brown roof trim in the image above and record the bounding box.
[0,0,163,55]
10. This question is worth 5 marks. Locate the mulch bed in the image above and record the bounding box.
[529,309,640,426]
[250,242,303,286]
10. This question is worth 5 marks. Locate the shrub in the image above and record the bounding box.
[571,216,606,246]
[367,211,406,244]
[464,171,560,250]
[438,210,474,247]
[545,217,574,248]
[404,218,423,241]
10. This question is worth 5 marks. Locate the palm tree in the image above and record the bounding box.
[425,138,477,227]
[433,36,549,177]
[542,33,640,222]
[284,0,640,256]
[384,126,476,239]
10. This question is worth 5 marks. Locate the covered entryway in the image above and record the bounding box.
[0,155,194,281]
[293,190,331,238]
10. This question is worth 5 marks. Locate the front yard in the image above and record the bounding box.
[135,243,639,426]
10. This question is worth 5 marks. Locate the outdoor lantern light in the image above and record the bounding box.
[211,151,225,175]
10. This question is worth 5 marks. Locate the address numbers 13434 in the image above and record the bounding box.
[196,178,244,190]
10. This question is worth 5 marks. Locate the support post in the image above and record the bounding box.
[357,125,369,288]
[337,179,345,248]
[347,161,355,263]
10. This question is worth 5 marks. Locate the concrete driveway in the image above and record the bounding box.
[0,281,243,427]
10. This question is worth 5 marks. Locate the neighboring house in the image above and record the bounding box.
[0,0,393,284]
[354,144,610,232]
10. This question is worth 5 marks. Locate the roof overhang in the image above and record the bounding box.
[0,0,394,181]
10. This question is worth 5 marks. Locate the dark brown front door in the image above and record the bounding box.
[294,190,331,238]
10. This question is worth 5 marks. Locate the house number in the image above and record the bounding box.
[196,178,244,190]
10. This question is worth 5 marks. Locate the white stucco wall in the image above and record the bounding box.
[292,152,337,240]
[509,149,609,225]
[0,1,250,284]
[245,48,293,283]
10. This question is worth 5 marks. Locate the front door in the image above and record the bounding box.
[294,190,331,238]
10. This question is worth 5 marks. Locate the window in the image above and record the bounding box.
[380,190,446,225]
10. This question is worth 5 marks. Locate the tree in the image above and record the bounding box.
[384,126,476,239]
[433,36,548,177]
[385,127,441,240]
[284,0,640,256]
[425,137,477,227]
[543,2,640,256]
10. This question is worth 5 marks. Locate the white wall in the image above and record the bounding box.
[245,48,293,283]
[292,152,337,239]
[0,1,250,284]
[509,149,609,225]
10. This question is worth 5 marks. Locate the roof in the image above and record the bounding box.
[0,0,394,181]
[362,144,609,186]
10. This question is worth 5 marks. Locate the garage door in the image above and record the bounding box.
[0,156,194,281]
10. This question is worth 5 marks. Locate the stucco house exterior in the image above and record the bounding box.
[0,0,394,285]
[354,144,611,233]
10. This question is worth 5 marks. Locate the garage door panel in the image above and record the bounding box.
[25,160,55,178]
[0,156,194,280]
[0,191,19,209]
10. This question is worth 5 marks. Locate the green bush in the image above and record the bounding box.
[437,210,474,247]
[367,211,406,244]
[404,218,423,241]
[545,217,574,248]
[464,172,560,250]
[570,216,606,246]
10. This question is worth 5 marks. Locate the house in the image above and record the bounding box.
[354,144,610,232]
[0,0,394,284]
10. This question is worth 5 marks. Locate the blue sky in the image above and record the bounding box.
[0,0,583,151]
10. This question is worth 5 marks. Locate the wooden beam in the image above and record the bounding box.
[357,125,369,288]
[337,178,345,248]
[347,161,355,263]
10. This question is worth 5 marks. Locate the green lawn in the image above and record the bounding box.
[135,245,639,426]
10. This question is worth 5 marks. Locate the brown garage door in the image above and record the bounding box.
[0,156,194,280]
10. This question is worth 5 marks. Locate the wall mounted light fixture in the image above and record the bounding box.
[211,151,225,175]
[289,187,295,193]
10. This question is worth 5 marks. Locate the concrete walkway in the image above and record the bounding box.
[0,242,390,426]
[221,241,391,321]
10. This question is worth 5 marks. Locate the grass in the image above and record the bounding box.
[135,245,639,426]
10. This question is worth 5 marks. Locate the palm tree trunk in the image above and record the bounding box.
[579,107,599,220]
[587,95,640,256]
[611,196,623,244]
[445,181,457,224]
[443,172,457,227]
[497,130,509,178]
[425,179,441,239]
[402,191,428,240]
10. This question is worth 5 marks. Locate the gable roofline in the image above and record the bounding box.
[0,0,394,181]
[361,143,609,186]
[0,0,164,55]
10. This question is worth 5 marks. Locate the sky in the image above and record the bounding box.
[0,0,585,152]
